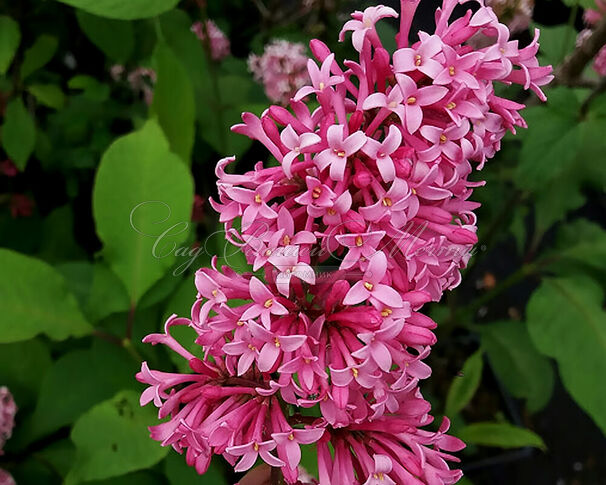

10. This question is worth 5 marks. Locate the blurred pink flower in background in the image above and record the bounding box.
[9,194,34,219]
[0,387,16,454]
[0,470,15,485]
[248,40,309,105]
[594,45,606,76]
[191,20,231,61]
[0,160,18,178]
[584,0,606,26]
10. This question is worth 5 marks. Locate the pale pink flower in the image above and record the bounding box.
[0,387,16,453]
[191,20,230,61]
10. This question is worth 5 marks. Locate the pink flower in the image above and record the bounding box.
[335,230,386,270]
[361,125,402,182]
[343,251,403,308]
[249,40,309,105]
[241,277,288,328]
[0,160,18,177]
[339,6,398,51]
[315,125,367,181]
[227,440,284,472]
[0,387,16,454]
[280,125,322,178]
[0,470,15,485]
[393,33,444,78]
[294,54,344,101]
[139,1,550,482]
[594,45,606,76]
[363,455,397,485]
[191,20,230,61]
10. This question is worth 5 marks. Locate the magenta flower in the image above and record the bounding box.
[294,54,345,101]
[280,125,321,178]
[343,251,403,307]
[339,5,398,51]
[224,181,277,230]
[393,32,444,78]
[433,45,482,89]
[139,1,550,482]
[315,125,367,181]
[335,230,385,269]
[395,74,449,133]
[0,387,16,454]
[268,245,316,296]
[241,277,288,328]
[363,455,397,485]
[227,440,284,472]
[361,125,402,182]
[191,20,230,61]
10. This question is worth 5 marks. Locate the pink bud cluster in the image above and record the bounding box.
[583,0,606,76]
[138,1,551,483]
[584,0,606,26]
[191,20,231,61]
[248,40,310,106]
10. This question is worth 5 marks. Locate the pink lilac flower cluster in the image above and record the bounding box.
[583,0,606,76]
[138,1,551,483]
[248,40,310,105]
[0,387,16,485]
[110,65,157,105]
[584,0,606,26]
[191,20,231,61]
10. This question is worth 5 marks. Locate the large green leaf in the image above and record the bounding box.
[515,89,581,191]
[0,249,91,343]
[66,391,169,484]
[1,98,36,170]
[445,350,483,416]
[92,120,194,304]
[481,321,554,412]
[457,422,546,449]
[17,342,139,445]
[0,339,52,406]
[535,23,576,66]
[0,16,20,74]
[76,11,134,62]
[57,261,131,323]
[20,34,58,80]
[527,276,606,434]
[150,42,195,163]
[552,219,606,273]
[55,0,180,20]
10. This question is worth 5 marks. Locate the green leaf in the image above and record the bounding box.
[150,42,195,163]
[534,174,585,235]
[66,390,169,484]
[0,249,91,343]
[20,34,58,80]
[76,10,134,62]
[18,342,139,445]
[27,83,66,109]
[457,422,546,449]
[54,0,180,20]
[0,339,52,406]
[164,452,228,485]
[57,261,131,323]
[481,321,554,412]
[552,219,606,273]
[527,276,606,434]
[1,98,36,170]
[535,23,576,66]
[68,74,110,101]
[445,350,484,416]
[515,91,581,191]
[0,16,20,74]
[93,120,194,304]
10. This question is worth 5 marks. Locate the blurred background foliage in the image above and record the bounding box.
[0,0,605,483]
